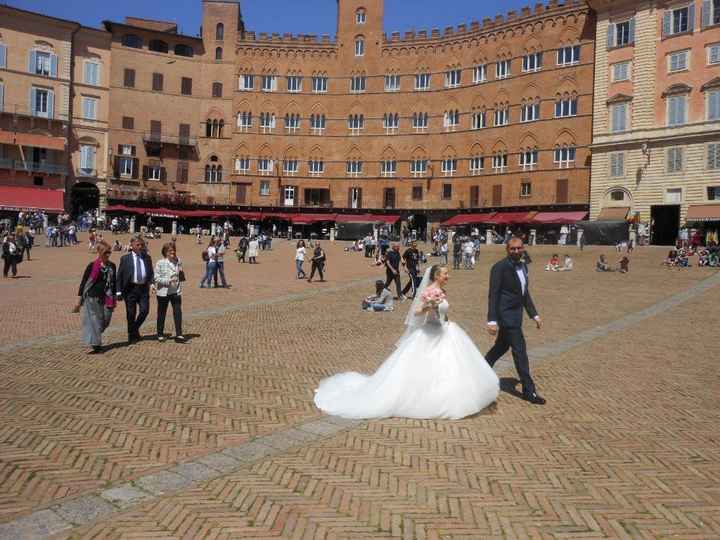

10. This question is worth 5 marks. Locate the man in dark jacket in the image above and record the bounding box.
[116,236,154,343]
[485,237,545,405]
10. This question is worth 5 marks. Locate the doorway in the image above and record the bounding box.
[71,182,99,216]
[650,205,680,245]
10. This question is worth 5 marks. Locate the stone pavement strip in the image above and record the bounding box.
[1,271,718,539]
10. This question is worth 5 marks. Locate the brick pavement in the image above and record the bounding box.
[0,239,717,538]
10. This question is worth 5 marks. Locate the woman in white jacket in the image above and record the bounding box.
[154,242,185,342]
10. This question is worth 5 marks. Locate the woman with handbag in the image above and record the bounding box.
[74,241,117,353]
[154,242,185,342]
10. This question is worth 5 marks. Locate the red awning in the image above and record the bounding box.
[485,212,536,225]
[290,213,338,225]
[335,214,400,224]
[261,212,293,221]
[686,204,720,222]
[442,213,497,226]
[231,211,262,220]
[596,207,629,221]
[0,185,64,212]
[104,204,136,213]
[530,211,588,224]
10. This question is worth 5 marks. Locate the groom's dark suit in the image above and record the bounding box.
[485,256,539,396]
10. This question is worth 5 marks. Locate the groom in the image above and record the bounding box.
[485,236,545,405]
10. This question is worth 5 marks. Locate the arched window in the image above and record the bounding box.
[121,34,142,49]
[355,36,365,57]
[215,47,223,61]
[356,8,366,24]
[212,82,223,98]
[148,39,169,53]
[216,23,224,41]
[174,44,194,57]
[205,164,211,182]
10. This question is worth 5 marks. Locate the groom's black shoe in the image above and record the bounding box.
[523,391,546,405]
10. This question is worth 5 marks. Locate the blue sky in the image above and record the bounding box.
[9,0,533,37]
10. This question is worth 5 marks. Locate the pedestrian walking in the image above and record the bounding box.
[295,240,307,279]
[199,239,217,288]
[116,236,153,344]
[2,232,20,278]
[236,235,248,263]
[215,239,230,288]
[307,241,326,282]
[154,242,185,342]
[74,241,116,353]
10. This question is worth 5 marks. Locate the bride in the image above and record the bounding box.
[314,264,499,420]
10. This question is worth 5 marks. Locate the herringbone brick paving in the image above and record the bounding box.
[0,238,718,538]
[69,286,720,539]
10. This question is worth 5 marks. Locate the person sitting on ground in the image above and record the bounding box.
[664,250,678,267]
[677,250,690,267]
[698,248,710,267]
[112,240,122,252]
[362,280,394,312]
[708,247,719,267]
[596,254,612,272]
[559,254,574,272]
[545,253,561,272]
[618,256,630,273]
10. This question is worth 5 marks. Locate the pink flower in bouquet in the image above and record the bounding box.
[421,287,446,307]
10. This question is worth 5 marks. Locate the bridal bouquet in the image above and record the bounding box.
[421,287,446,309]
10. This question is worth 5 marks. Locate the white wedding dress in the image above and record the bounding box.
[314,299,500,420]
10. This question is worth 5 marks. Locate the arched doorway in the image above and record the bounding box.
[71,182,99,216]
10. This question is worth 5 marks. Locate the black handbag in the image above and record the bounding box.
[178,270,186,282]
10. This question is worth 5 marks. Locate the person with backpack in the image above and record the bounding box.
[236,235,248,263]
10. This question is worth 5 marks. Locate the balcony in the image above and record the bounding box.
[142,132,198,147]
[0,159,67,175]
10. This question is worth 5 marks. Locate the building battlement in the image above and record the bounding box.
[240,31,336,46]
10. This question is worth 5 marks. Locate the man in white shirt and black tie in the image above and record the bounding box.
[485,237,545,405]
[117,236,154,344]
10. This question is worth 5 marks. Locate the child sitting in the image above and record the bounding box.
[596,254,612,272]
[559,254,574,271]
[618,256,630,273]
[664,250,678,267]
[362,280,394,312]
[545,253,561,271]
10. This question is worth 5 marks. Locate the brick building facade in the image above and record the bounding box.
[2,0,594,224]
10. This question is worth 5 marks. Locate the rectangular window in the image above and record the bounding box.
[520,182,532,198]
[283,159,299,175]
[496,59,510,79]
[287,76,302,92]
[33,51,52,76]
[415,73,430,90]
[350,76,366,93]
[612,61,630,81]
[119,156,134,177]
[708,89,720,120]
[81,96,98,120]
[260,181,271,196]
[412,112,428,131]
[472,64,487,83]
[123,68,135,88]
[79,145,96,175]
[348,114,364,134]
[261,75,276,92]
[312,76,328,93]
[237,111,252,131]
[381,160,397,177]
[346,160,363,176]
[610,152,625,177]
[31,87,52,118]
[706,0,720,26]
[258,158,273,175]
[708,143,720,169]
[181,77,192,95]
[0,43,6,69]
[667,95,688,126]
[557,45,581,66]
[519,150,538,170]
[84,61,100,85]
[443,110,460,130]
[444,69,461,88]
[309,160,324,175]
[213,82,223,98]
[384,74,400,91]
[146,165,162,181]
[492,153,508,172]
[522,52,542,72]
[239,74,253,90]
[355,39,364,56]
[667,147,684,172]
[122,116,134,130]
[708,186,720,200]
[234,157,250,173]
[442,184,452,200]
[554,146,576,168]
[469,156,484,175]
[609,19,635,48]
[411,159,427,176]
[521,102,540,122]
[472,111,486,130]
[709,44,720,65]
[611,102,628,132]
[555,97,578,117]
[494,106,509,126]
[441,158,457,176]
[664,5,692,36]
[412,186,423,201]
[152,72,163,92]
[669,50,689,72]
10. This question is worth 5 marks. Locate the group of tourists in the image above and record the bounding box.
[294,240,327,282]
[664,242,720,268]
[74,235,185,353]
